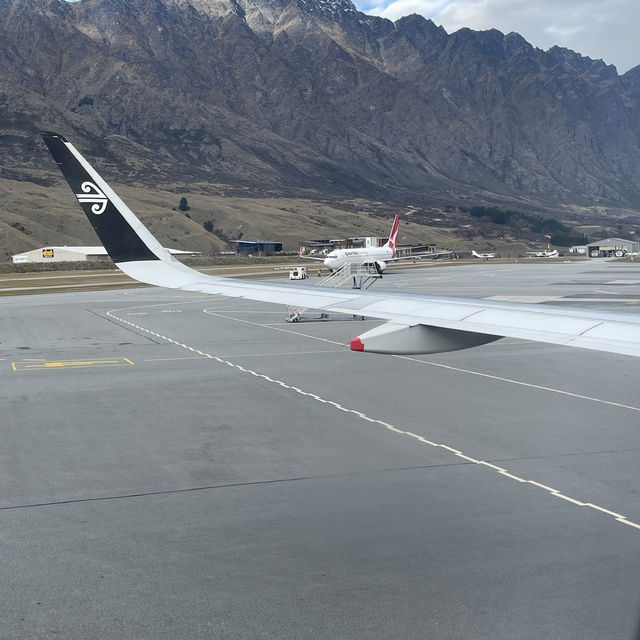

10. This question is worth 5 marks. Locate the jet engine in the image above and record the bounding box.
[374,260,387,274]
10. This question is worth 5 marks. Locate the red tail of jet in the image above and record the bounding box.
[386,215,399,258]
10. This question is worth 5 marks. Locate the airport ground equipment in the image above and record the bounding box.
[289,267,308,280]
[286,263,379,322]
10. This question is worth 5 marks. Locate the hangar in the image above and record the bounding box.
[11,246,200,264]
[569,237,640,258]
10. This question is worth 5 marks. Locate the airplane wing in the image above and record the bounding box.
[40,132,640,358]
[386,249,454,261]
[298,246,326,261]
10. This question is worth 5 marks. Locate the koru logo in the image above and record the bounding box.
[75,181,108,215]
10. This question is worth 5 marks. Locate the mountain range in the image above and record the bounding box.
[1,0,640,257]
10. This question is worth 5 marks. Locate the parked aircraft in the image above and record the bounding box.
[527,249,559,258]
[40,131,640,358]
[301,215,453,273]
[472,250,496,260]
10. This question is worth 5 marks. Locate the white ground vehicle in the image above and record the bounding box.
[289,267,308,280]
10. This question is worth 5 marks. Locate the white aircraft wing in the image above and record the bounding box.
[40,132,640,358]
[386,249,454,261]
[298,253,326,261]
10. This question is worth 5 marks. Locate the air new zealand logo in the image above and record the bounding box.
[75,181,108,215]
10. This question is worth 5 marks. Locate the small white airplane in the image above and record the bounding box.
[300,215,453,273]
[527,249,559,258]
[472,250,496,260]
[39,132,640,358]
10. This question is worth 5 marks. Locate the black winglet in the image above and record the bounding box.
[40,132,162,263]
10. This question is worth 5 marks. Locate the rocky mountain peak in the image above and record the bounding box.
[1,0,639,217]
[296,0,358,19]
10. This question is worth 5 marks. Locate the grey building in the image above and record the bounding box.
[569,237,640,257]
[232,241,283,255]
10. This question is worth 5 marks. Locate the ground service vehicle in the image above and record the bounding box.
[289,267,307,280]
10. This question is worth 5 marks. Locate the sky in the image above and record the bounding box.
[353,0,639,74]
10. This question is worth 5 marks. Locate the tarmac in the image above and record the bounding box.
[1,259,640,639]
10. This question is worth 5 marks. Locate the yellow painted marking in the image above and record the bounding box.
[12,358,135,371]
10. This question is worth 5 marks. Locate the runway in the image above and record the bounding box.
[2,259,640,639]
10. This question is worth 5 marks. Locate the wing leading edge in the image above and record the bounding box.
[40,132,640,358]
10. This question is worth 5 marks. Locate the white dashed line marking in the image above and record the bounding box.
[106,305,640,532]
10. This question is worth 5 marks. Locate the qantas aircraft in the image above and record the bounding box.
[300,215,453,273]
[40,132,640,358]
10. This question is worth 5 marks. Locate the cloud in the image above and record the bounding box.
[355,0,639,73]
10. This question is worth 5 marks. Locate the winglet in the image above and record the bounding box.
[40,132,168,264]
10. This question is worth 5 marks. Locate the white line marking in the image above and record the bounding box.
[205,310,292,314]
[105,306,640,533]
[204,309,354,347]
[395,356,640,412]
[206,309,640,413]
[109,298,640,413]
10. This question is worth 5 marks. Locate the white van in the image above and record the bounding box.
[289,267,308,280]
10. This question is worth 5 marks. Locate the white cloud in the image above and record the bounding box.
[363,0,448,18]
[355,0,639,73]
